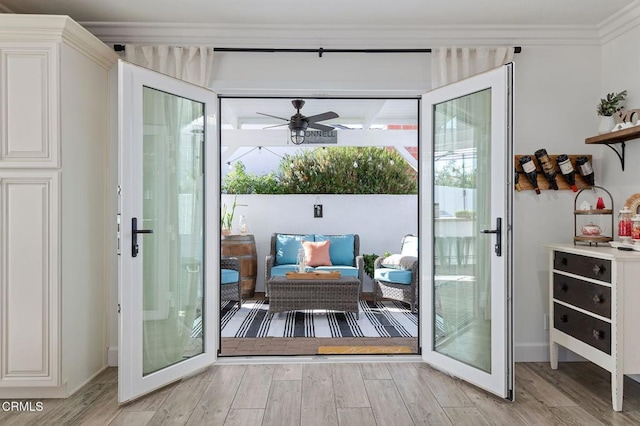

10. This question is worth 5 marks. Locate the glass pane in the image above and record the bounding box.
[142,87,205,376]
[433,89,491,373]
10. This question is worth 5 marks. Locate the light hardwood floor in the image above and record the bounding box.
[1,361,640,425]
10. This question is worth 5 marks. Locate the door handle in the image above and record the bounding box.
[132,217,153,257]
[481,217,502,257]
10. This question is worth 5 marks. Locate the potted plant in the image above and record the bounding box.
[221,195,246,236]
[597,90,627,134]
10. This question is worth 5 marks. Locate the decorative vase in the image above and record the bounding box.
[598,115,615,134]
[221,228,232,237]
[238,215,248,235]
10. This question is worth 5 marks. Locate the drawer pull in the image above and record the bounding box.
[561,257,568,266]
[561,283,569,292]
[592,264,601,275]
[593,294,604,304]
[560,314,568,323]
[592,329,605,340]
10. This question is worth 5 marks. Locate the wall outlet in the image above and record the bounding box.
[543,313,550,330]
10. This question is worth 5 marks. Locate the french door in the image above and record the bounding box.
[421,64,514,399]
[117,60,218,403]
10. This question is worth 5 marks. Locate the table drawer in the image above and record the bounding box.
[553,273,611,319]
[554,302,611,355]
[553,251,611,283]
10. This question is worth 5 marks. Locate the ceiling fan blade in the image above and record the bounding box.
[331,124,352,130]
[306,111,339,123]
[262,123,288,129]
[307,122,335,132]
[256,112,290,121]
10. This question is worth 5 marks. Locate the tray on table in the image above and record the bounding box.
[285,271,342,279]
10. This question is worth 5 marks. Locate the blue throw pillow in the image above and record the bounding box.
[315,234,355,266]
[275,234,315,265]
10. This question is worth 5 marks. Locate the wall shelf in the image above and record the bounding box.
[585,125,640,171]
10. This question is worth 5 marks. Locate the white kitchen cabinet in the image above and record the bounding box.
[0,15,117,397]
[548,244,640,411]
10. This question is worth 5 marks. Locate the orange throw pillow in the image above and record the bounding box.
[302,240,332,267]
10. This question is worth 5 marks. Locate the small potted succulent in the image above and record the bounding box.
[597,90,627,134]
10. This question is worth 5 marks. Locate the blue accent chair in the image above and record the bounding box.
[373,234,418,312]
[221,257,241,307]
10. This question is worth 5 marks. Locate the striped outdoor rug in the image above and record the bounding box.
[221,299,417,338]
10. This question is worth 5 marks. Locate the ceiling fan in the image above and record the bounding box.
[257,99,339,144]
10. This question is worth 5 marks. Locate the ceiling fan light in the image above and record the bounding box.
[290,128,305,145]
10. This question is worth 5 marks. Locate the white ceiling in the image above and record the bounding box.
[0,0,635,26]
[221,98,418,129]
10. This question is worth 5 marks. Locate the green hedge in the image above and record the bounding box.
[222,147,417,194]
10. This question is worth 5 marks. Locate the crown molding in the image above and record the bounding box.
[599,1,640,44]
[82,21,602,48]
[0,15,117,68]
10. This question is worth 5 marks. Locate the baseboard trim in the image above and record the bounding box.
[66,365,108,396]
[515,342,585,363]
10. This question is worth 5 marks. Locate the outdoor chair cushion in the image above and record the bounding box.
[314,234,355,266]
[401,235,418,256]
[221,269,240,284]
[381,254,418,270]
[275,233,315,265]
[315,265,360,278]
[374,267,413,285]
[270,264,301,276]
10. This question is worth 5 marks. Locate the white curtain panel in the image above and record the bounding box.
[431,47,514,89]
[124,45,215,87]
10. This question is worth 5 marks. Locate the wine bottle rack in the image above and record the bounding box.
[514,154,593,192]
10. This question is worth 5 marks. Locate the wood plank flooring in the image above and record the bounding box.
[1,361,640,425]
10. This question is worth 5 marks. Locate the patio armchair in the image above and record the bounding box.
[373,234,418,312]
[221,257,241,307]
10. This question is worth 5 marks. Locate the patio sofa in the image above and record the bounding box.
[265,233,364,284]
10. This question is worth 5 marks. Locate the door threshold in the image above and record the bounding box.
[215,354,423,364]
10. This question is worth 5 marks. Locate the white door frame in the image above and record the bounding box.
[419,64,514,399]
[117,60,219,403]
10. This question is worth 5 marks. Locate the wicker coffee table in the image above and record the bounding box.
[266,276,361,319]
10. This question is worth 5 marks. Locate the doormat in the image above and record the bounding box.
[221,299,417,338]
[317,345,414,354]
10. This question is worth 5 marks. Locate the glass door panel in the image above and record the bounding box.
[433,88,491,373]
[118,60,218,403]
[421,64,513,399]
[141,86,205,375]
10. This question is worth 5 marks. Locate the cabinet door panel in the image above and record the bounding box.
[0,172,59,381]
[0,45,59,167]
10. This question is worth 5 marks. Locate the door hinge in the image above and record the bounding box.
[118,304,121,314]
[116,213,122,255]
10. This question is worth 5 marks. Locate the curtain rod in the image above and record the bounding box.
[113,45,522,57]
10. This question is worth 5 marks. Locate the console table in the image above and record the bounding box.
[547,244,640,411]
